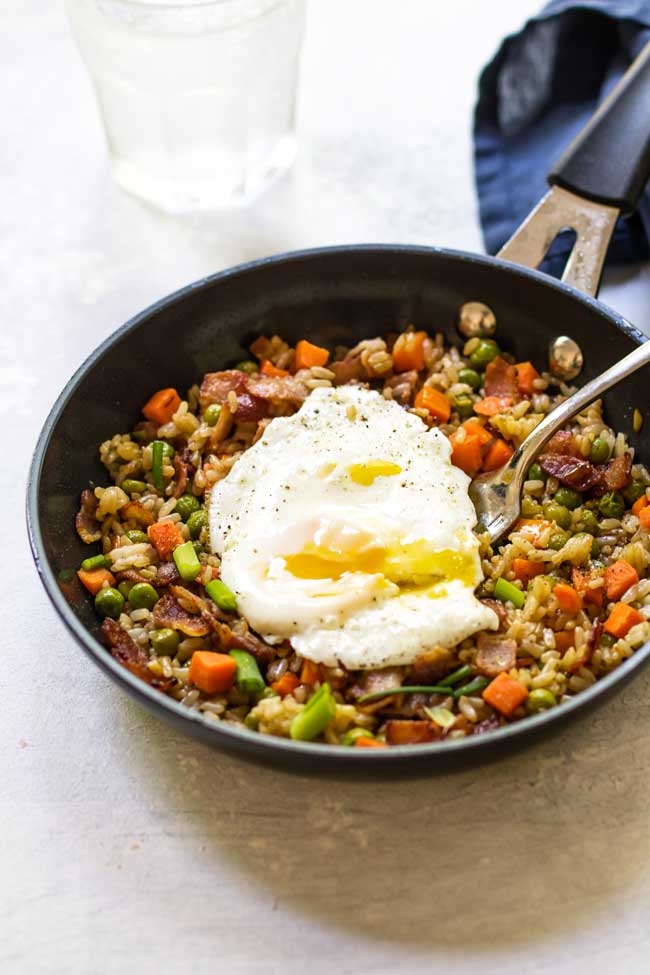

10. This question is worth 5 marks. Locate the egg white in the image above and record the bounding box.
[209,385,497,668]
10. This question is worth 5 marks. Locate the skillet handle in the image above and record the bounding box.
[549,41,650,216]
[497,40,650,298]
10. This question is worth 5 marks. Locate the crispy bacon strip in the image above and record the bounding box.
[102,619,175,691]
[200,609,276,666]
[480,598,508,629]
[173,448,193,499]
[156,561,181,586]
[200,370,307,422]
[75,489,101,544]
[484,356,519,400]
[539,449,632,496]
[153,593,210,637]
[410,647,455,684]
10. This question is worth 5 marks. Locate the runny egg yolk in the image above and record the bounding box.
[348,459,402,486]
[281,519,476,589]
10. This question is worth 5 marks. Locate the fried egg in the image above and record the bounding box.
[209,386,497,668]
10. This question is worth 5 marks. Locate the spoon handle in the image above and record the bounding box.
[505,337,650,493]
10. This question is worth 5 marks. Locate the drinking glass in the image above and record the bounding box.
[66,0,306,212]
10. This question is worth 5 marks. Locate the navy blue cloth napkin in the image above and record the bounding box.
[474,0,650,276]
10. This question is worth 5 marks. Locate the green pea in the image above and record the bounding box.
[118,581,134,600]
[543,501,572,530]
[203,404,222,426]
[342,727,375,746]
[624,479,647,505]
[128,582,159,610]
[527,462,547,483]
[150,628,180,656]
[521,497,542,518]
[187,509,206,539]
[554,487,582,510]
[453,393,474,418]
[601,632,616,648]
[458,368,481,390]
[244,711,259,730]
[122,479,147,496]
[526,689,557,714]
[578,508,599,535]
[469,339,500,369]
[598,491,625,519]
[589,437,611,464]
[548,530,571,551]
[126,529,150,544]
[94,587,125,619]
[175,494,200,522]
[235,360,258,374]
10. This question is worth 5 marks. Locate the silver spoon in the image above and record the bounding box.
[469,338,650,543]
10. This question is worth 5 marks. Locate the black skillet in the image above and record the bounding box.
[27,43,650,775]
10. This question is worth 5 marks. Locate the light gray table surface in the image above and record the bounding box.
[5,2,650,973]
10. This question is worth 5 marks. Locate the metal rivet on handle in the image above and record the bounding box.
[457,301,497,339]
[549,336,584,381]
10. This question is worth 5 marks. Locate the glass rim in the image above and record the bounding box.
[94,0,283,9]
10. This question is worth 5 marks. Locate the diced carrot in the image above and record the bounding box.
[554,583,583,614]
[77,567,116,595]
[300,660,321,685]
[604,602,645,639]
[604,560,639,601]
[515,361,541,396]
[385,720,439,745]
[142,387,181,425]
[571,566,604,607]
[462,419,493,445]
[512,558,545,587]
[260,359,289,378]
[188,651,237,694]
[482,671,528,717]
[449,432,483,476]
[473,395,512,416]
[515,518,554,548]
[355,737,388,749]
[482,438,514,472]
[554,631,576,652]
[294,339,329,371]
[271,672,300,697]
[414,386,451,422]
[632,494,649,517]
[639,506,650,532]
[392,331,426,372]
[148,520,184,560]
[249,335,271,358]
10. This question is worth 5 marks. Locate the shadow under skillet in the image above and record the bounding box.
[114,668,650,952]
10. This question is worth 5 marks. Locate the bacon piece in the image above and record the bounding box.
[475,633,517,677]
[153,593,210,637]
[247,374,307,405]
[539,449,632,495]
[173,448,193,499]
[115,568,153,586]
[330,353,363,385]
[384,370,418,405]
[200,370,307,422]
[170,584,206,615]
[201,610,276,666]
[480,598,508,629]
[484,356,519,400]
[156,561,181,587]
[385,719,440,745]
[120,500,155,527]
[75,489,101,544]
[102,619,175,691]
[410,647,455,683]
[348,667,405,714]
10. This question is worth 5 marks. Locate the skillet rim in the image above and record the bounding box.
[26,243,650,769]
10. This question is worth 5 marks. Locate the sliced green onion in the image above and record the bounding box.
[358,684,450,704]
[151,440,165,491]
[205,578,237,612]
[438,664,473,687]
[289,683,336,741]
[424,706,456,729]
[453,676,490,698]
[80,553,111,571]
[172,540,201,582]
[229,649,265,694]
[494,577,525,609]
